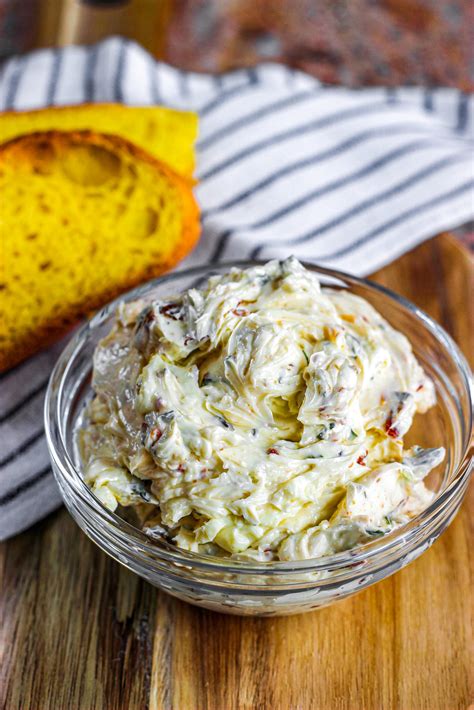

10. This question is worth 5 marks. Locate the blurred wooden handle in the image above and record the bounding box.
[58,0,131,45]
[47,0,172,57]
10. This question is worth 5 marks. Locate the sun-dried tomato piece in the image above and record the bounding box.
[159,303,184,321]
[384,417,400,438]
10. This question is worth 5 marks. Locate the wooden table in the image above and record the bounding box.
[1,234,472,710]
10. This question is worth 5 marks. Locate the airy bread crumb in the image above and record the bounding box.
[0,130,200,372]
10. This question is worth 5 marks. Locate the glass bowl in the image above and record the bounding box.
[44,262,473,616]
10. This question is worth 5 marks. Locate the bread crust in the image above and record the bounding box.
[0,103,198,177]
[0,130,201,372]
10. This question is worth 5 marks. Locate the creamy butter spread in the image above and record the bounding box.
[79,258,444,561]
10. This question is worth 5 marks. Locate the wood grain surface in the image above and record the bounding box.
[1,233,472,710]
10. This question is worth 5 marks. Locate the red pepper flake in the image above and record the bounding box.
[267,448,279,455]
[232,307,249,317]
[231,300,250,317]
[357,451,367,466]
[384,417,400,438]
[350,561,366,569]
[150,427,162,442]
[416,384,424,392]
[177,463,186,473]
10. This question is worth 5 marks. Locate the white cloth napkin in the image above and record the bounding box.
[1,36,473,540]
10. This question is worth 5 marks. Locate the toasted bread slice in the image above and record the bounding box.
[0,130,200,371]
[0,104,198,177]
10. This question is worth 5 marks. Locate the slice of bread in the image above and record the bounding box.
[0,104,198,177]
[0,130,200,372]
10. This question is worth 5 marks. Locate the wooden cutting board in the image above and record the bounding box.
[1,233,472,710]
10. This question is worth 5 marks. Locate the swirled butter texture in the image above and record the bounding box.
[79,258,444,561]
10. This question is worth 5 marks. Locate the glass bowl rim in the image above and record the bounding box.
[44,259,473,576]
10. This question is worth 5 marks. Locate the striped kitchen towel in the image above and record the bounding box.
[1,37,473,540]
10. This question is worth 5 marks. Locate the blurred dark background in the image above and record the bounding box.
[1,0,473,89]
